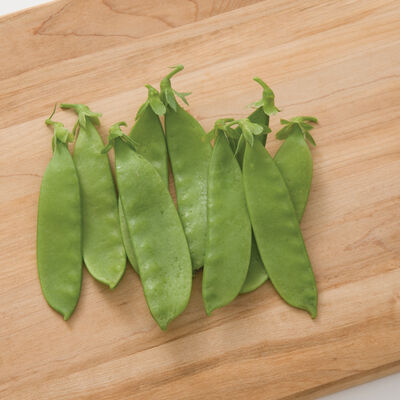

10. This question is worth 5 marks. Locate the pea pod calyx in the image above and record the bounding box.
[276,116,318,146]
[135,85,166,120]
[45,107,74,150]
[250,77,280,116]
[102,122,136,153]
[60,103,102,129]
[160,65,191,111]
[225,118,269,149]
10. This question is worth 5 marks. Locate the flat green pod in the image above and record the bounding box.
[61,104,126,289]
[37,117,82,320]
[202,130,251,314]
[274,117,317,221]
[161,66,212,270]
[104,123,192,330]
[119,86,169,273]
[243,138,317,318]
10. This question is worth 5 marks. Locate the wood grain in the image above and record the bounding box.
[0,0,399,399]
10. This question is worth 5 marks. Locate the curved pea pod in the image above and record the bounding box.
[37,117,82,320]
[274,116,317,220]
[161,65,212,270]
[202,129,251,314]
[61,103,126,289]
[243,138,318,318]
[104,123,192,330]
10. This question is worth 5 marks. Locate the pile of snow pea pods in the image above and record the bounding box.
[37,65,318,330]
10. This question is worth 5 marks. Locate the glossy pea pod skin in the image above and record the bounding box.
[37,119,82,320]
[202,131,251,314]
[107,124,192,330]
[118,89,169,273]
[161,66,212,270]
[61,104,126,289]
[243,139,317,318]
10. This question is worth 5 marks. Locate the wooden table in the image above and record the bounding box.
[1,1,399,399]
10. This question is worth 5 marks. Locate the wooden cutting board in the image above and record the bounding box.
[1,1,399,399]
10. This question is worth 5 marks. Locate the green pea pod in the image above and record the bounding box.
[161,65,212,270]
[234,78,279,294]
[60,103,126,289]
[104,123,192,330]
[274,116,317,220]
[238,103,272,294]
[243,137,318,318]
[202,129,251,314]
[240,116,318,293]
[119,85,169,273]
[37,115,82,320]
[130,85,169,187]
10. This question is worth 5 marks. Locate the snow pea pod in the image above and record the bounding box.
[161,65,212,270]
[37,114,82,320]
[243,135,318,318]
[227,79,280,294]
[131,85,169,186]
[240,116,318,293]
[202,122,251,314]
[119,85,169,273]
[103,123,192,330]
[61,103,126,289]
[274,116,318,220]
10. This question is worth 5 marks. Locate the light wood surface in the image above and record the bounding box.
[1,1,399,399]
